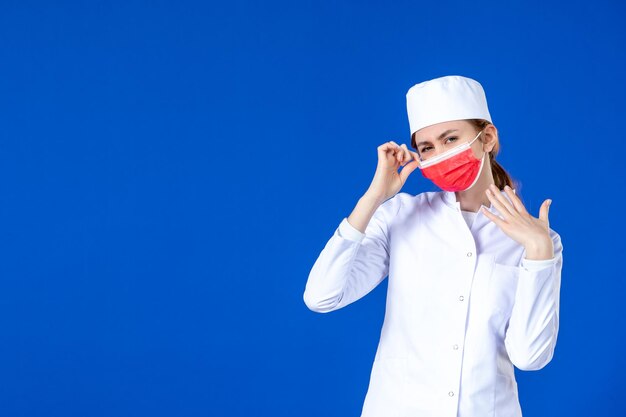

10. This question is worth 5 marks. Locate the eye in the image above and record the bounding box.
[445,136,458,144]
[420,145,433,153]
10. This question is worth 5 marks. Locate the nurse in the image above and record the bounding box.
[303,75,563,417]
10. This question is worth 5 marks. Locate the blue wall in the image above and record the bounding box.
[0,0,624,415]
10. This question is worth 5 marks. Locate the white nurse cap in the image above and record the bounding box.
[406,75,492,136]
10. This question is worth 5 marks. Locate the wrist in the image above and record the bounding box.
[361,191,386,207]
[523,238,554,260]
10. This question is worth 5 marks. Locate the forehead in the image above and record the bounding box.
[413,120,470,140]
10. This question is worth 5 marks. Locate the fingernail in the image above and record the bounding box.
[548,199,552,205]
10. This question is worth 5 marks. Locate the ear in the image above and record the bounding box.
[482,124,498,153]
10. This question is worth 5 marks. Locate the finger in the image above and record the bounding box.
[503,185,527,214]
[539,199,551,226]
[400,144,411,162]
[481,205,507,228]
[378,142,399,151]
[377,143,391,159]
[399,160,419,183]
[392,142,405,163]
[386,141,403,162]
[377,142,400,159]
[408,149,421,168]
[377,145,398,168]
[487,184,517,218]
[485,187,515,220]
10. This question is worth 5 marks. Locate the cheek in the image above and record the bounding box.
[471,144,483,159]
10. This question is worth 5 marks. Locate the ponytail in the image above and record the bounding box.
[490,159,514,190]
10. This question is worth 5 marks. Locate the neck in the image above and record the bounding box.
[455,154,495,212]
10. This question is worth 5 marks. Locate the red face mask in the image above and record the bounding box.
[417,130,486,192]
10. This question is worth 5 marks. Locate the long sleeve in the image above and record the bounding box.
[303,196,401,313]
[504,230,564,371]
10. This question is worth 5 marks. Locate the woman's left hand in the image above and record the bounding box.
[481,184,554,260]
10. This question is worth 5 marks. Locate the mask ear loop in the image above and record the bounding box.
[470,130,488,160]
[469,130,483,146]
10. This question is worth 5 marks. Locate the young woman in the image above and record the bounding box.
[303,75,563,417]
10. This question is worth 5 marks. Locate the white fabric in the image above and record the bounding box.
[406,75,493,135]
[460,209,477,229]
[303,189,563,417]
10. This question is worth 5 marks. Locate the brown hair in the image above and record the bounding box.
[410,119,516,191]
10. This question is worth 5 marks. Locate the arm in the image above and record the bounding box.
[302,194,401,313]
[504,231,564,370]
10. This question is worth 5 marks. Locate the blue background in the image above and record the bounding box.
[0,0,624,416]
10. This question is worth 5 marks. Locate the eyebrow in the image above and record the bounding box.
[415,129,459,147]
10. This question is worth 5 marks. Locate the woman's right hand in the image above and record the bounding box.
[365,141,421,203]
